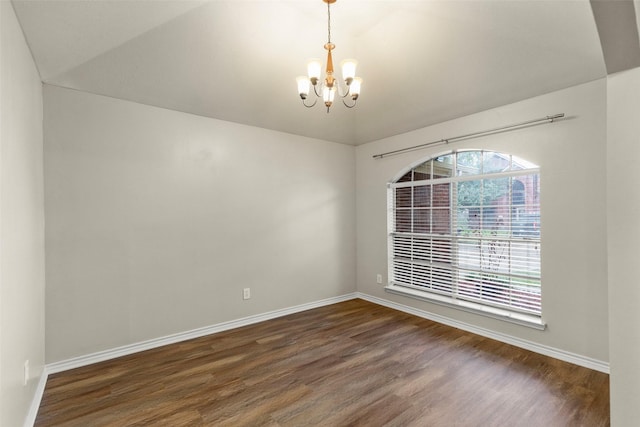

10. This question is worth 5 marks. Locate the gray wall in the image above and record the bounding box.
[0,2,46,426]
[356,79,609,364]
[44,85,356,363]
[607,66,640,426]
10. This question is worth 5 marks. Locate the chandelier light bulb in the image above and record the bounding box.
[341,59,357,84]
[323,86,336,106]
[350,77,362,99]
[297,76,311,99]
[307,59,322,85]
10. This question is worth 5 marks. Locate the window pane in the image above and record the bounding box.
[413,209,430,234]
[393,260,412,284]
[456,207,470,235]
[479,273,511,305]
[432,183,450,207]
[483,151,510,174]
[512,213,540,238]
[393,235,412,259]
[413,236,431,261]
[511,175,540,237]
[413,184,431,207]
[459,272,482,298]
[432,266,453,294]
[511,174,539,210]
[395,209,411,232]
[413,160,431,180]
[457,179,481,208]
[431,208,450,234]
[457,151,481,176]
[397,170,413,182]
[413,264,431,288]
[483,208,509,235]
[482,177,510,207]
[511,290,541,312]
[511,155,539,171]
[396,187,412,208]
[432,238,452,264]
[479,238,510,273]
[512,179,525,206]
[458,239,481,270]
[433,155,454,178]
[510,241,540,276]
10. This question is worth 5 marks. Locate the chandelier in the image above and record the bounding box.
[296,0,362,113]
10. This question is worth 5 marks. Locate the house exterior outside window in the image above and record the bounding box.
[386,150,543,328]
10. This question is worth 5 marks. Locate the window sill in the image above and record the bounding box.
[385,283,546,330]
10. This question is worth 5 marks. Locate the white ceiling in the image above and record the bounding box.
[9,0,636,145]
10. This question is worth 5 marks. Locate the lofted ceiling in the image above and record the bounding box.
[10,0,640,145]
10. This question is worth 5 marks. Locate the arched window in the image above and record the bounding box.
[387,150,542,327]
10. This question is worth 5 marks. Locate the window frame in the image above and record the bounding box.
[386,150,545,330]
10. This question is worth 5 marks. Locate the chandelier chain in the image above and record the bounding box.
[327,0,331,43]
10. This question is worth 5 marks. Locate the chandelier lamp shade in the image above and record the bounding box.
[296,0,362,113]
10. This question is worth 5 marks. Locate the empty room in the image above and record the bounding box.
[2,0,640,426]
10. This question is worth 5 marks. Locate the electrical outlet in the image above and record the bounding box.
[376,274,383,284]
[243,288,251,300]
[24,360,29,386]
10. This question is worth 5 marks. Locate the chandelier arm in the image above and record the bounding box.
[342,98,357,108]
[312,83,322,98]
[303,97,318,108]
[337,84,351,99]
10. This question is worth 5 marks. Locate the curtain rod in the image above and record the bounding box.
[372,113,565,159]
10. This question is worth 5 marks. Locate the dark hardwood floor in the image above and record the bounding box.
[35,299,609,426]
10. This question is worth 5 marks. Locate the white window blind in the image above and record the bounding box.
[387,151,542,325]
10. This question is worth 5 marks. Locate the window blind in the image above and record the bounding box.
[388,151,541,318]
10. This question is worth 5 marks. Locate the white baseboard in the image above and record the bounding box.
[46,293,358,375]
[24,368,49,427]
[357,292,610,374]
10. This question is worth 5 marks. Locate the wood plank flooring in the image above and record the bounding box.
[35,299,609,426]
